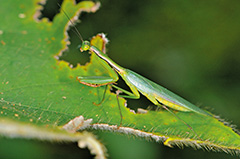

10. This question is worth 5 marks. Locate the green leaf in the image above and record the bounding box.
[0,0,239,157]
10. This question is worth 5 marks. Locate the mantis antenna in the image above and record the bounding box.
[57,3,84,42]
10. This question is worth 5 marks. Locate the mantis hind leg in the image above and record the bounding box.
[145,94,202,140]
[160,104,202,140]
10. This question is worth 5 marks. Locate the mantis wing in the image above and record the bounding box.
[122,69,212,116]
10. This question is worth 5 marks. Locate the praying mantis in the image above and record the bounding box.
[77,39,212,117]
[76,36,213,139]
[59,5,212,138]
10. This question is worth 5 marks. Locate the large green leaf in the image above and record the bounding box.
[0,0,239,157]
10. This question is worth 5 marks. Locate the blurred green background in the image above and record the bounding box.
[1,0,239,158]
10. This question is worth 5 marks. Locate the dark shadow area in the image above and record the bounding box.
[38,0,63,21]
[0,138,94,159]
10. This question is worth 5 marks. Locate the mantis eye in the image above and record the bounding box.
[80,41,90,52]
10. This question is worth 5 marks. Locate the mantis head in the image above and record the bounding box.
[80,41,91,52]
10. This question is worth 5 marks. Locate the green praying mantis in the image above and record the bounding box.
[77,39,212,117]
[76,36,213,139]
[60,5,212,139]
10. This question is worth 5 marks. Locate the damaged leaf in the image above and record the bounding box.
[0,0,239,157]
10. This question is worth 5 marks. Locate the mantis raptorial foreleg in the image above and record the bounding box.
[77,75,128,126]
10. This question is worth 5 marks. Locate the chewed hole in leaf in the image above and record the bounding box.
[38,0,63,21]
[58,30,91,67]
[37,0,91,67]
[57,4,92,66]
